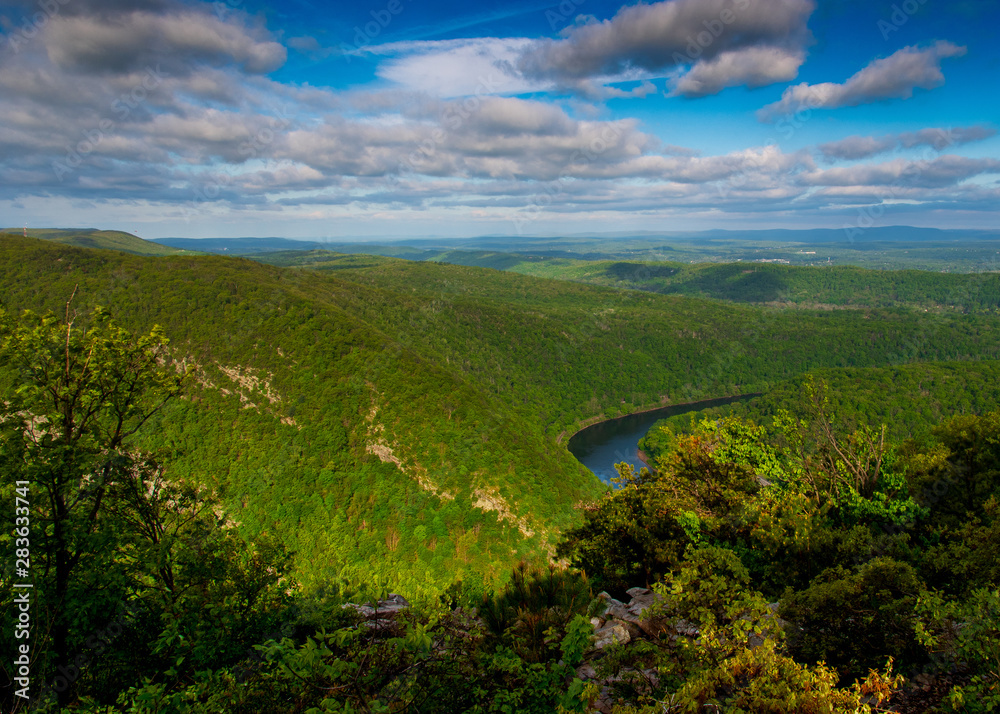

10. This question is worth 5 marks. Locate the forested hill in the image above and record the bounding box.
[3,233,1000,596]
[7,227,183,256]
[260,248,1000,311]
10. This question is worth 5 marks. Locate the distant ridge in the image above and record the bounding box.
[153,226,1000,256]
[153,236,325,254]
[4,228,183,256]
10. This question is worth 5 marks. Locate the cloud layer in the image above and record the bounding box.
[0,0,996,234]
[371,0,815,99]
[759,41,966,121]
[818,125,997,161]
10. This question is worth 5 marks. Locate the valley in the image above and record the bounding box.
[3,229,1000,711]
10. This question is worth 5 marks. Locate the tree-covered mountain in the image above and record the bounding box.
[3,232,1000,711]
[4,233,1000,595]
[6,228,184,256]
[258,247,1000,310]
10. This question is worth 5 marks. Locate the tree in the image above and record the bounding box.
[0,301,186,707]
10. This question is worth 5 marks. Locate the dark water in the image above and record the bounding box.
[567,395,758,484]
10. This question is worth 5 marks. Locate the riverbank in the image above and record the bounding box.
[561,393,762,445]
[564,393,763,485]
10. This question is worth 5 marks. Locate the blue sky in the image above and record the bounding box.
[0,0,997,239]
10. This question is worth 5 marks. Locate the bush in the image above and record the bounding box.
[781,557,925,678]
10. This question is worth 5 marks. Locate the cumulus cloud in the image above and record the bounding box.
[0,0,994,229]
[818,124,996,161]
[800,156,1000,189]
[519,0,813,80]
[372,0,814,99]
[899,124,996,149]
[817,135,900,161]
[668,46,805,97]
[272,96,814,188]
[759,41,966,121]
[44,10,286,75]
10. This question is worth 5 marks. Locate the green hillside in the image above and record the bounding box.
[539,259,1000,311]
[4,233,1000,711]
[3,232,1000,598]
[259,248,1000,311]
[6,228,185,256]
[641,360,1000,464]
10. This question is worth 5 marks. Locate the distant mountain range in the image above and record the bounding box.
[151,226,1000,256]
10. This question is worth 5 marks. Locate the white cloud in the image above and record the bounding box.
[800,156,1000,189]
[0,0,994,230]
[669,46,805,97]
[818,125,996,161]
[518,0,813,96]
[44,10,286,75]
[372,38,540,97]
[759,41,966,121]
[371,0,814,100]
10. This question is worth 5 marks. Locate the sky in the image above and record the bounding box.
[0,0,997,240]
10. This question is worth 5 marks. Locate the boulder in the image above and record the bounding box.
[342,593,411,623]
[613,617,644,642]
[596,591,631,622]
[576,662,597,680]
[594,622,631,649]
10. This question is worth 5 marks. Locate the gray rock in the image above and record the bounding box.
[342,603,376,618]
[341,593,410,622]
[596,591,631,621]
[594,623,630,649]
[627,590,660,618]
[576,662,597,680]
[613,617,644,642]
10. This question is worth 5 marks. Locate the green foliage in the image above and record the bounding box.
[4,235,1000,711]
[662,642,901,714]
[904,411,1000,528]
[922,497,1000,594]
[780,557,925,678]
[916,588,1000,712]
[480,561,592,664]
[599,547,902,713]
[644,361,1000,460]
[556,462,691,594]
[15,228,183,256]
[0,305,186,707]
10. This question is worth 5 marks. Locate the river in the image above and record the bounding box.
[566,395,759,484]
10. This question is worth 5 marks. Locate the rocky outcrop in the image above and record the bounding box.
[579,588,787,713]
[591,588,678,643]
[342,593,411,634]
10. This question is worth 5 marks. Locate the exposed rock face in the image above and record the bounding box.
[577,587,788,711]
[342,593,411,633]
[593,622,631,649]
[591,589,675,641]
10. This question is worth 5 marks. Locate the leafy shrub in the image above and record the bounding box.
[780,557,925,678]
